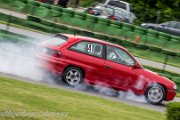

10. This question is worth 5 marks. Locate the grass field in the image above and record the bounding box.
[0,76,165,120]
[177,93,180,97]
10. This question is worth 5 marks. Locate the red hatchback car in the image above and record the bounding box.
[37,34,177,104]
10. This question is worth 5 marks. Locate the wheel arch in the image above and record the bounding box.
[157,83,167,99]
[148,26,156,30]
[62,65,85,78]
[145,82,167,100]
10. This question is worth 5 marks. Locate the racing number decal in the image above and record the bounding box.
[87,44,94,53]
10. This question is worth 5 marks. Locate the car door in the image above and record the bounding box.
[174,22,180,36]
[101,45,143,90]
[62,40,105,84]
[157,22,170,33]
[166,21,178,35]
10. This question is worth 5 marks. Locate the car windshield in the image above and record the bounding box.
[114,9,126,17]
[104,7,126,17]
[45,35,68,46]
[108,1,127,10]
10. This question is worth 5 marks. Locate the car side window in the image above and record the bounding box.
[86,42,103,58]
[168,21,177,28]
[175,23,180,29]
[70,41,88,53]
[161,22,169,27]
[70,41,103,58]
[106,45,135,66]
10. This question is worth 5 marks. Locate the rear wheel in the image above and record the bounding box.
[145,84,166,104]
[148,27,155,30]
[63,67,83,86]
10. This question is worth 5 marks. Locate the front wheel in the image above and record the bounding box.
[145,84,166,104]
[63,67,83,86]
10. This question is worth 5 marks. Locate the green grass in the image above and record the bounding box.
[176,93,180,97]
[0,76,165,120]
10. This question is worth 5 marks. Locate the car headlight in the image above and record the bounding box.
[173,85,177,90]
[141,23,146,26]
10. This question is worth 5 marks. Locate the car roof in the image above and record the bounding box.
[61,34,128,51]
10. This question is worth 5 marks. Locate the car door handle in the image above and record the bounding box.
[105,65,111,69]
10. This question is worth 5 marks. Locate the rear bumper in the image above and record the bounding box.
[165,89,177,101]
[36,54,66,74]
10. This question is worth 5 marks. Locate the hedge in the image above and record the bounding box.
[167,102,180,120]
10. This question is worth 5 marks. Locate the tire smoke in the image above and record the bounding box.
[0,38,44,81]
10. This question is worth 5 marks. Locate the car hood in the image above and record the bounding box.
[142,69,176,90]
[141,23,158,27]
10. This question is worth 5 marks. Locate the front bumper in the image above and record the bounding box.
[165,89,177,101]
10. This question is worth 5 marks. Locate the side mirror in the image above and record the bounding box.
[161,24,166,27]
[132,62,140,69]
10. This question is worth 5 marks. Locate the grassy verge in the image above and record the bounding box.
[0,76,165,120]
[176,93,180,97]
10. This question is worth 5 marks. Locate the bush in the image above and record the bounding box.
[166,102,180,120]
[148,46,162,52]
[136,44,149,49]
[162,50,177,56]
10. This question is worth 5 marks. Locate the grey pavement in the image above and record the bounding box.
[136,57,180,74]
[0,8,27,19]
[0,24,50,40]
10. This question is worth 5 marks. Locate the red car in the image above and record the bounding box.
[37,34,177,104]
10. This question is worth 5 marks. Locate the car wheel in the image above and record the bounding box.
[63,67,83,86]
[145,84,166,104]
[148,27,155,30]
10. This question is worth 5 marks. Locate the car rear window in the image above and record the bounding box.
[45,35,68,46]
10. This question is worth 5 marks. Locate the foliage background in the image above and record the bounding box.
[80,0,180,24]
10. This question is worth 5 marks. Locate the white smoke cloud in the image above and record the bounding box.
[0,39,44,81]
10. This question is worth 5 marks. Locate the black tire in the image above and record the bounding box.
[148,27,155,30]
[62,67,84,86]
[145,84,166,104]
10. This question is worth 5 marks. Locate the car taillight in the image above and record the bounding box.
[52,50,61,58]
[41,47,61,58]
[109,16,118,20]
[89,10,95,15]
